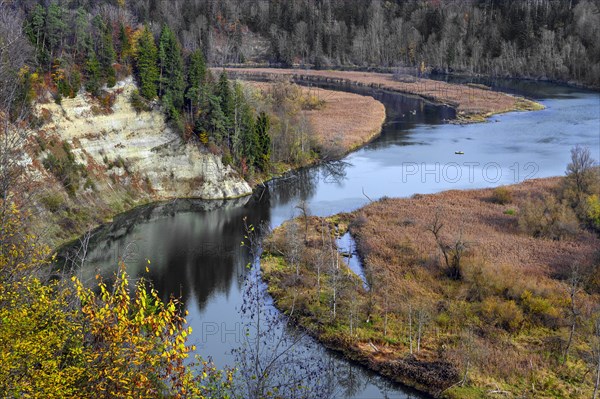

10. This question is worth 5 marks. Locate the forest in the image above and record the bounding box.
[10,0,600,87]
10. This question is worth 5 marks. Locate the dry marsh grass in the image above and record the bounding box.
[262,177,600,398]
[247,81,386,156]
[224,68,544,123]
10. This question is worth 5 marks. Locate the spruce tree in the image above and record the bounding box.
[158,26,185,109]
[185,49,207,111]
[135,26,159,100]
[231,82,256,163]
[74,8,90,59]
[99,21,116,87]
[84,51,101,95]
[254,112,271,171]
[216,71,234,148]
[216,71,234,120]
[196,93,228,145]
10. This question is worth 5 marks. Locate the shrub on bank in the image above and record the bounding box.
[491,186,513,205]
[518,194,579,240]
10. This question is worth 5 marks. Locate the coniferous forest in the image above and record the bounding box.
[11,0,600,88]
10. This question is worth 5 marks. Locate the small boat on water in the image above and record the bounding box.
[455,151,465,155]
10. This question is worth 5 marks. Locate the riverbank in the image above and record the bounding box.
[222,68,544,123]
[246,81,386,171]
[262,177,600,398]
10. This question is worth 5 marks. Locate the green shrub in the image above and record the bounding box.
[222,152,233,167]
[40,192,65,213]
[42,141,86,197]
[130,89,151,113]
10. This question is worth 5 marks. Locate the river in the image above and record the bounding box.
[63,80,600,398]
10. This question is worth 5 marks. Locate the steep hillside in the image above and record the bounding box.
[25,78,251,246]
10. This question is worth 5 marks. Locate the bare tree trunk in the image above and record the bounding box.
[594,318,600,399]
[594,347,600,399]
[564,266,581,364]
[417,310,423,353]
[409,304,413,355]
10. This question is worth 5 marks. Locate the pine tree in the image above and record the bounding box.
[135,26,159,100]
[158,26,185,109]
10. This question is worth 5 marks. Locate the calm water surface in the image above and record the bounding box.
[67,80,600,398]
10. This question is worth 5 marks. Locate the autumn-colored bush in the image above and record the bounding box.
[520,290,561,328]
[518,194,579,240]
[586,194,600,232]
[491,186,513,204]
[99,90,116,110]
[479,297,524,333]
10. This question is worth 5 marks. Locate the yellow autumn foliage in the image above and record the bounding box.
[0,202,231,398]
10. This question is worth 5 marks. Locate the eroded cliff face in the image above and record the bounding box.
[39,77,251,200]
[25,78,251,246]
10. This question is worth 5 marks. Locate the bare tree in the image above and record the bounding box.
[563,264,582,365]
[416,307,430,353]
[0,4,32,208]
[408,303,413,354]
[564,146,598,216]
[284,219,302,277]
[427,211,469,280]
[295,199,310,243]
[594,315,600,399]
[329,227,340,320]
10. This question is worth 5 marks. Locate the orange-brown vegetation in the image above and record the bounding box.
[225,68,544,123]
[262,177,600,398]
[248,81,386,157]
